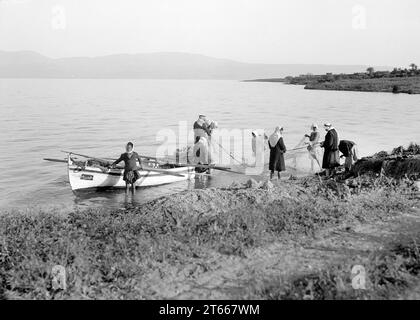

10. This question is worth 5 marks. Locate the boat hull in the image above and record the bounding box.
[68,159,195,190]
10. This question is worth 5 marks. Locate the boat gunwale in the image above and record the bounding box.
[67,155,196,191]
[68,165,195,178]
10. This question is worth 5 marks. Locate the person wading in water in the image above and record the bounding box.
[110,142,143,195]
[193,115,211,141]
[192,115,217,174]
[268,126,287,180]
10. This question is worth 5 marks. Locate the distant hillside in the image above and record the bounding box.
[0,51,388,79]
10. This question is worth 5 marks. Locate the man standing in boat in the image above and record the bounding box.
[110,142,143,195]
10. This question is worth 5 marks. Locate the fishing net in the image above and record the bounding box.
[283,137,324,174]
[173,133,323,175]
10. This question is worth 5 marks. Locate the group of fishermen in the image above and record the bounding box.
[305,123,359,177]
[264,123,359,179]
[193,115,358,179]
[193,115,359,180]
[110,116,359,194]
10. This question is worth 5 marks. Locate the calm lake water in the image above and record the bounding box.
[0,79,419,211]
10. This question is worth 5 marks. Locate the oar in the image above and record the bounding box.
[62,150,167,164]
[61,151,189,178]
[175,163,231,170]
[213,167,244,175]
[139,167,185,178]
[61,150,245,175]
[61,150,236,172]
[103,155,164,162]
[168,162,244,174]
[198,165,243,175]
[61,151,110,163]
[44,158,67,163]
[179,163,243,175]
[106,166,186,178]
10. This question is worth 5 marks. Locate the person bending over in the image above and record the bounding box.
[339,140,359,172]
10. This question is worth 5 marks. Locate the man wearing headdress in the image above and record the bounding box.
[305,123,321,171]
[320,123,340,177]
[193,115,211,142]
[192,115,215,173]
[268,126,287,180]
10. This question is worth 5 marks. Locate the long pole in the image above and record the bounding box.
[60,150,240,174]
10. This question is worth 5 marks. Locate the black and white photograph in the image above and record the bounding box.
[0,0,419,307]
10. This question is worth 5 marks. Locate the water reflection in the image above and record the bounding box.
[0,79,419,210]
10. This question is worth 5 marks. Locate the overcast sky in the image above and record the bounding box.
[0,0,419,66]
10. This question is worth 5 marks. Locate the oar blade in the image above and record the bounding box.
[44,158,67,163]
[141,168,186,178]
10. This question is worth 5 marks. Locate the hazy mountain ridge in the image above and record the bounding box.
[0,51,387,79]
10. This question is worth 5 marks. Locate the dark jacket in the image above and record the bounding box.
[193,120,211,142]
[322,129,340,169]
[338,140,355,157]
[113,152,142,171]
[268,137,287,172]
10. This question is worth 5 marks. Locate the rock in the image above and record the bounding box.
[352,154,420,179]
[245,178,260,189]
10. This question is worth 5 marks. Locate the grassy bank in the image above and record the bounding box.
[245,66,420,94]
[1,177,418,299]
[0,146,419,299]
[246,76,420,95]
[304,77,420,94]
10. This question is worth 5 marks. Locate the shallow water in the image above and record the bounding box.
[0,79,419,211]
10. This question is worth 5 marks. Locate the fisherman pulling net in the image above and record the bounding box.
[175,115,363,178]
[245,124,324,175]
[276,126,323,175]
[190,115,218,173]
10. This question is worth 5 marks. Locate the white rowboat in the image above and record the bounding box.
[67,157,195,190]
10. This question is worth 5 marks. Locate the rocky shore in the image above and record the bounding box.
[0,145,419,299]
